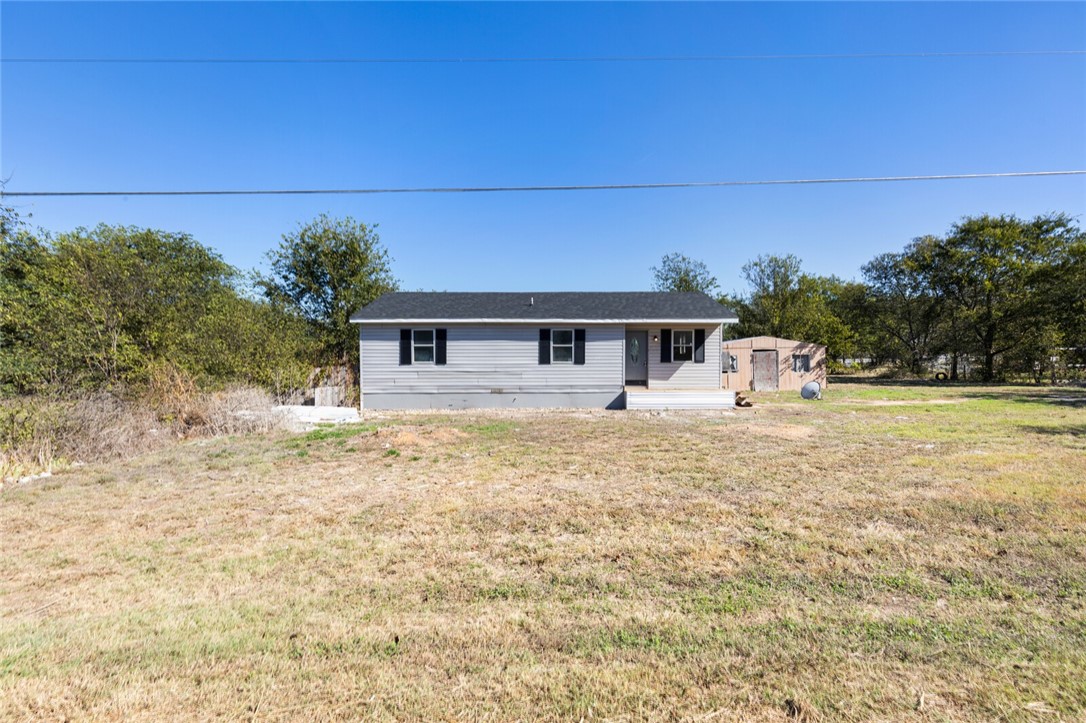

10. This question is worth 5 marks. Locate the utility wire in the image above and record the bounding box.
[3,171,1084,199]
[4,50,1085,65]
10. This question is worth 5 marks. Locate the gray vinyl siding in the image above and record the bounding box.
[360,324,624,396]
[645,324,723,390]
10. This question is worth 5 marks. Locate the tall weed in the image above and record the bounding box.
[1,385,286,483]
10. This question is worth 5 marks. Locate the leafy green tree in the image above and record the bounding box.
[0,203,27,238]
[651,253,720,295]
[2,223,317,393]
[821,277,882,365]
[859,213,1084,380]
[804,275,862,361]
[0,208,50,392]
[732,254,806,338]
[192,289,317,396]
[50,225,237,385]
[1053,234,1086,376]
[862,243,945,375]
[925,213,1082,381]
[261,215,398,373]
[730,254,854,359]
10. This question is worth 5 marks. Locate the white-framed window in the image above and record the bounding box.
[673,330,694,362]
[551,328,574,363]
[412,328,435,363]
[793,354,810,373]
[724,354,739,373]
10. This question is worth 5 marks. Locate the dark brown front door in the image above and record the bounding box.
[752,350,779,391]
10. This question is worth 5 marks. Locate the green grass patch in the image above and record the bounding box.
[475,581,532,601]
[301,422,379,443]
[462,421,516,438]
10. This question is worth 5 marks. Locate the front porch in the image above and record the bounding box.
[624,388,736,410]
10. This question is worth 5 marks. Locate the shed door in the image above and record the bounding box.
[752,350,779,391]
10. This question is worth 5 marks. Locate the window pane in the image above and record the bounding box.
[552,345,574,363]
[414,345,434,362]
[413,329,434,345]
[552,329,573,345]
[729,355,739,372]
[673,330,693,361]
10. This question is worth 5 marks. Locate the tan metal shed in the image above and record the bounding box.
[720,336,827,392]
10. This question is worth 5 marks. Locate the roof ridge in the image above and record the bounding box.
[351,290,736,323]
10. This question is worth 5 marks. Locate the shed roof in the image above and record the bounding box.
[350,291,736,324]
[721,336,827,349]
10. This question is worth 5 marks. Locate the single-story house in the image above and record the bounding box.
[350,291,739,410]
[720,336,827,392]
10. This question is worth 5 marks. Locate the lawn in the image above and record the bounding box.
[2,383,1084,721]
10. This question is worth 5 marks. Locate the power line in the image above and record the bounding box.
[4,50,1085,65]
[3,171,1084,199]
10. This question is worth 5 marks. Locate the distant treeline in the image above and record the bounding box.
[658,213,1086,382]
[4,208,1084,398]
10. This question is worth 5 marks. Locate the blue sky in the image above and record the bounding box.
[3,2,1084,295]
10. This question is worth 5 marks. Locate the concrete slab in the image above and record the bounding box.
[276,405,360,430]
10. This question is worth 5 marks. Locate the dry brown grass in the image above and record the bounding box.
[1,388,284,483]
[2,384,1085,721]
[0,395,167,482]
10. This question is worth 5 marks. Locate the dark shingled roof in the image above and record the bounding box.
[350,291,736,323]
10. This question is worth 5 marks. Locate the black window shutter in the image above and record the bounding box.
[399,329,412,365]
[435,328,447,366]
[574,329,586,365]
[538,328,551,365]
[694,329,706,364]
[660,329,672,363]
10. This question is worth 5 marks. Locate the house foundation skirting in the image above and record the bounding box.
[361,390,626,410]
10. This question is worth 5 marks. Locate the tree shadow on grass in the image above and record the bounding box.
[828,376,962,387]
[828,376,1086,408]
[963,390,1086,409]
[1019,424,1086,437]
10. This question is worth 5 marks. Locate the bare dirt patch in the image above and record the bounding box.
[730,422,814,440]
[369,425,470,449]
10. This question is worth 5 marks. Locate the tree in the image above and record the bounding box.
[651,253,719,295]
[862,243,945,375]
[0,203,28,239]
[192,290,316,396]
[733,254,805,337]
[5,224,242,387]
[1051,234,1086,377]
[49,225,237,385]
[0,208,51,392]
[729,254,854,359]
[812,275,866,363]
[1,223,317,393]
[260,215,398,372]
[858,213,1085,381]
[925,213,1081,381]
